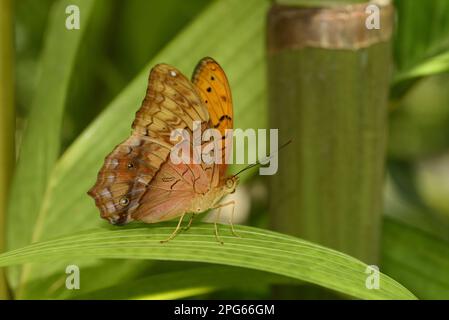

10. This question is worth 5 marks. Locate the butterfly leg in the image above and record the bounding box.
[183,213,195,231]
[214,201,240,238]
[160,213,186,243]
[228,201,240,238]
[212,200,241,243]
[214,207,224,245]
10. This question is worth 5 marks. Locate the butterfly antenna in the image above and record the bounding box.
[234,139,293,176]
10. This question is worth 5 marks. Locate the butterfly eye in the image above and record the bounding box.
[225,178,234,189]
[119,197,130,207]
[127,162,134,169]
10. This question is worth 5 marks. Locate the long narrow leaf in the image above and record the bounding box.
[0,223,416,300]
[74,265,293,300]
[7,0,95,290]
[382,218,449,299]
[394,51,449,84]
[392,0,449,99]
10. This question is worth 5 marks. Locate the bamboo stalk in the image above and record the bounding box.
[0,0,14,299]
[267,0,393,296]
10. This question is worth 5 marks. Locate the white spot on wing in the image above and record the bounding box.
[105,201,116,213]
[170,70,177,77]
[129,136,142,147]
[111,159,119,169]
[107,174,115,184]
[100,188,112,199]
[137,177,150,185]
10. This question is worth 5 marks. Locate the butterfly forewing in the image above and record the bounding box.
[192,57,234,174]
[192,57,233,134]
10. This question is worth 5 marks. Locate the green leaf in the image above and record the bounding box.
[7,0,95,288]
[382,218,449,299]
[274,0,367,7]
[75,216,449,300]
[392,0,449,98]
[0,0,15,300]
[394,51,449,84]
[0,223,416,300]
[114,0,211,78]
[394,0,449,72]
[73,265,294,300]
[13,0,269,298]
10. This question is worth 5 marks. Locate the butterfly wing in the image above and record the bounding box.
[133,161,210,223]
[133,126,220,223]
[192,57,233,175]
[88,64,209,224]
[133,63,209,136]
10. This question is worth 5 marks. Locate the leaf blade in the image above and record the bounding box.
[73,265,293,300]
[7,0,96,290]
[0,223,416,300]
[382,218,449,299]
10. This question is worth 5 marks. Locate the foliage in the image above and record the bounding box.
[2,0,449,299]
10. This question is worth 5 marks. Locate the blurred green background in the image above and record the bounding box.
[1,0,449,300]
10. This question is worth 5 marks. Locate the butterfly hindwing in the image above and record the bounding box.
[135,127,220,223]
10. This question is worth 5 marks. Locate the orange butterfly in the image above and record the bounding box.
[88,57,238,243]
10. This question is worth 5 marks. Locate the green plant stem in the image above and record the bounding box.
[268,0,393,264]
[0,0,14,299]
[267,1,394,297]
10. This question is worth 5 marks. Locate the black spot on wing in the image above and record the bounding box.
[213,115,232,128]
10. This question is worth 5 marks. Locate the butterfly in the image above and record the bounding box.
[88,57,238,243]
